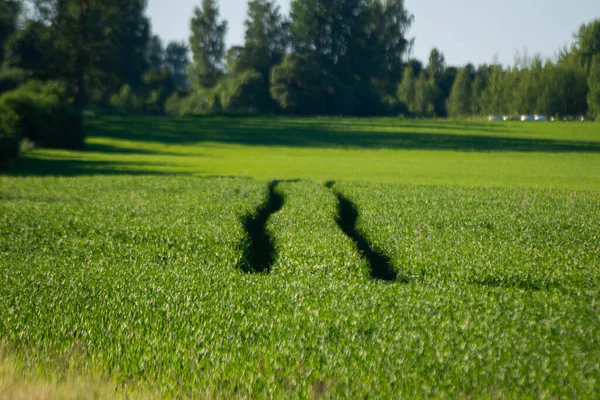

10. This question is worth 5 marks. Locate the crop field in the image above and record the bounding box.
[1,115,600,398]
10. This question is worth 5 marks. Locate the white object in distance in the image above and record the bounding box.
[488,115,501,121]
[520,115,534,121]
[534,115,548,121]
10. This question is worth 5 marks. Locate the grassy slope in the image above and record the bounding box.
[8,115,600,189]
[1,116,600,397]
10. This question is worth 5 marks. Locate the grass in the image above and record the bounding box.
[0,352,154,400]
[1,115,600,397]
[6,114,600,189]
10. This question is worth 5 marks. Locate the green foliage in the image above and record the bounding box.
[270,54,325,115]
[220,0,288,114]
[188,0,228,90]
[3,21,52,79]
[427,48,448,116]
[479,64,505,115]
[0,101,20,165]
[164,92,184,116]
[587,55,600,119]
[0,0,20,63]
[0,80,84,149]
[165,41,190,90]
[240,0,288,79]
[171,85,223,115]
[6,0,157,108]
[221,69,267,113]
[428,48,446,83]
[141,67,174,114]
[109,85,143,114]
[448,66,474,117]
[397,67,441,117]
[414,71,438,117]
[397,67,416,114]
[365,0,415,96]
[0,175,599,397]
[570,19,600,71]
[0,68,31,94]
[269,0,413,115]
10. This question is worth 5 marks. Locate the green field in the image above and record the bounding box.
[1,116,600,398]
[9,115,600,188]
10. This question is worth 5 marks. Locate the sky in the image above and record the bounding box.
[147,0,599,66]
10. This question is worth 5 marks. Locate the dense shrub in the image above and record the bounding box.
[221,69,269,114]
[0,103,21,166]
[164,92,184,116]
[169,86,223,116]
[109,85,143,113]
[144,90,162,114]
[0,80,84,149]
[0,68,31,94]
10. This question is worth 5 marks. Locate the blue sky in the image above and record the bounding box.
[147,0,599,66]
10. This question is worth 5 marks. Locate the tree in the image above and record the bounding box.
[397,66,416,113]
[147,35,165,70]
[276,0,364,114]
[588,54,600,118]
[3,20,51,77]
[224,0,288,113]
[7,0,154,108]
[270,53,328,115]
[239,0,288,77]
[428,48,445,82]
[571,19,600,71]
[406,59,423,77]
[165,41,189,90]
[108,0,151,95]
[0,0,21,63]
[221,69,265,113]
[365,0,414,96]
[447,65,474,117]
[425,48,447,116]
[480,62,504,115]
[414,71,437,117]
[279,0,413,115]
[188,0,227,89]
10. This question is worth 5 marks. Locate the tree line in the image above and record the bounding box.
[174,0,600,119]
[1,0,599,165]
[2,0,599,118]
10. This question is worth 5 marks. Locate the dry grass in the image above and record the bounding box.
[0,355,154,400]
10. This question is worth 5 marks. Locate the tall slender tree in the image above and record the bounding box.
[221,0,287,113]
[188,0,227,89]
[587,54,600,118]
[447,65,474,117]
[165,41,190,90]
[397,66,416,113]
[239,0,288,77]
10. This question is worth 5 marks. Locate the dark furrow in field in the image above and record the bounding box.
[237,181,284,273]
[325,182,403,282]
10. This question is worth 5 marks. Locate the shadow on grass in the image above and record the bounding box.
[4,114,599,177]
[2,156,188,177]
[89,115,600,154]
[326,182,406,283]
[237,181,285,274]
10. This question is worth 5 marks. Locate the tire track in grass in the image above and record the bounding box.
[326,182,403,282]
[237,181,284,273]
